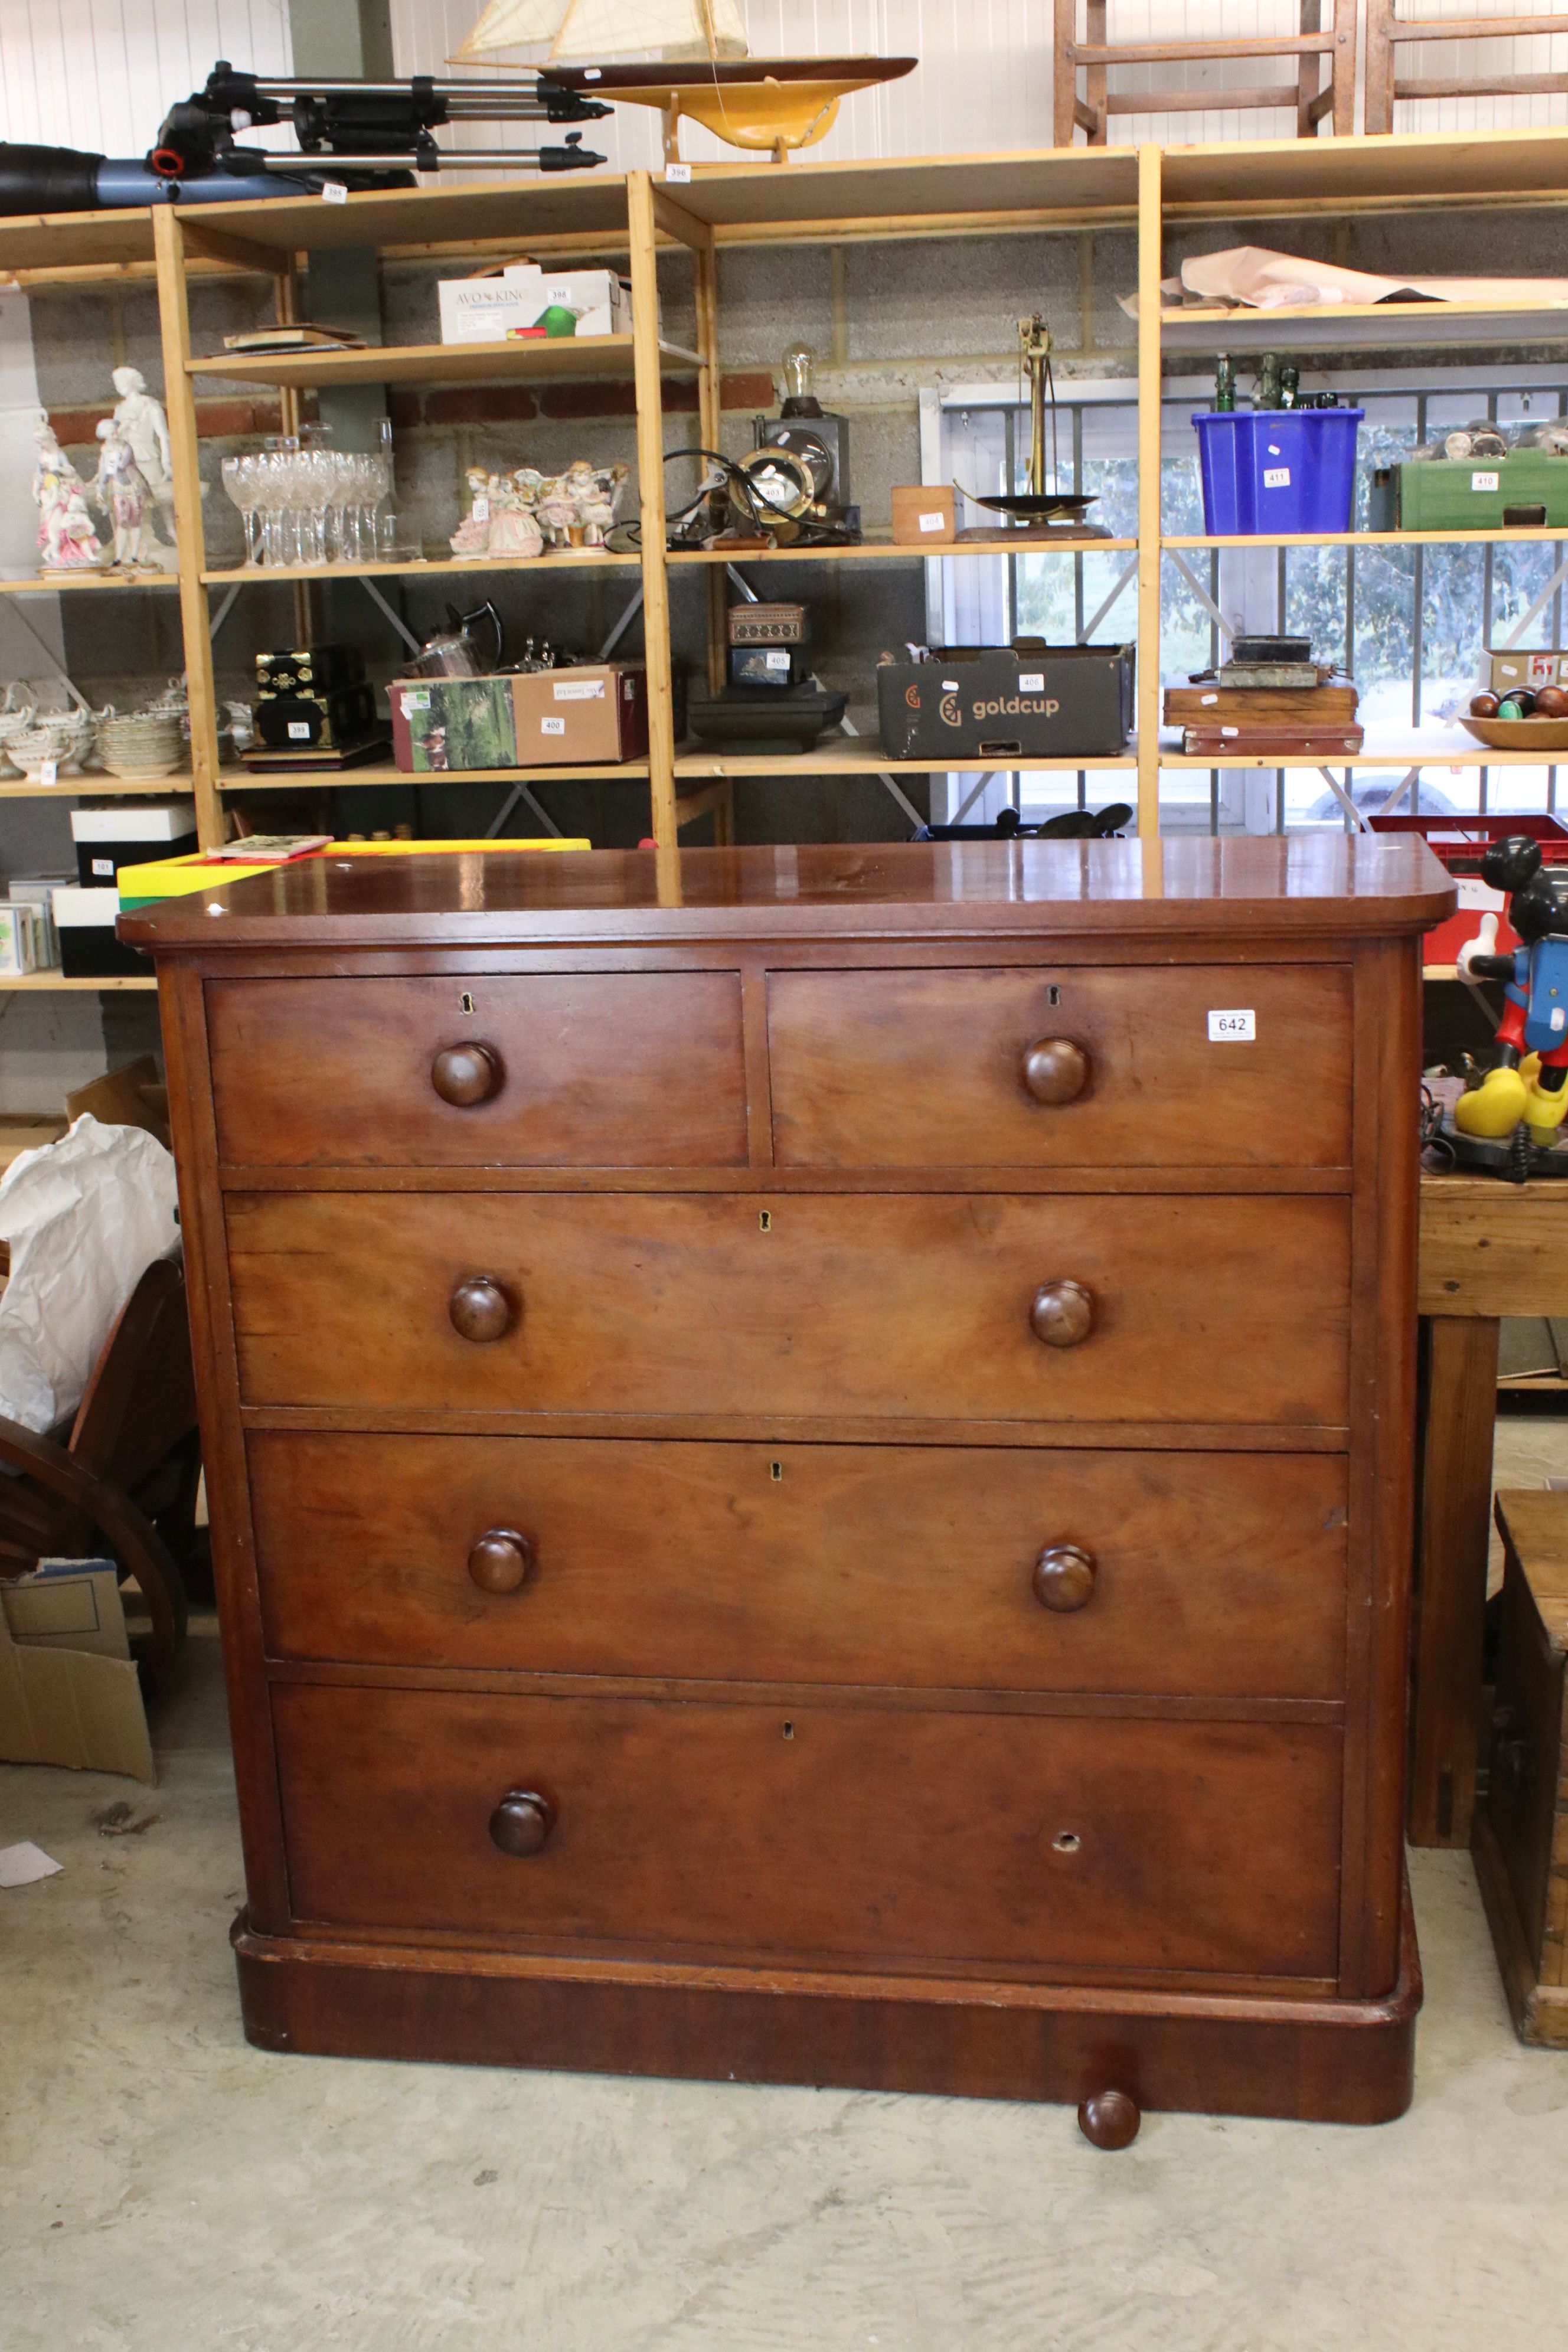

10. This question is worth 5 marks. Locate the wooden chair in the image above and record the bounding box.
[0,1257,197,1691]
[1053,0,1357,144]
[1364,0,1568,133]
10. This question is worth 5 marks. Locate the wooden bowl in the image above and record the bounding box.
[1462,715,1568,751]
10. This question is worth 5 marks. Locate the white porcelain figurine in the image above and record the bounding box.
[110,365,178,550]
[32,414,103,571]
[92,418,158,569]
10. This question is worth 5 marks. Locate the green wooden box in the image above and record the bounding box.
[1398,449,1568,531]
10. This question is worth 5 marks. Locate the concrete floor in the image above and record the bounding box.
[3,1427,1567,2350]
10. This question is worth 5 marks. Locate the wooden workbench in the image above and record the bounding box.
[1412,1175,1568,1846]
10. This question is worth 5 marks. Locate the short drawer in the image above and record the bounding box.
[768,965,1351,1168]
[227,1190,1350,1426]
[206,974,747,1167]
[250,1433,1348,1700]
[272,1684,1343,1979]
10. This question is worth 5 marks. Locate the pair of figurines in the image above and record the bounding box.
[32,367,178,573]
[450,458,629,560]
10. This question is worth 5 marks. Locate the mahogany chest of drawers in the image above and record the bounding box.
[125,834,1452,2136]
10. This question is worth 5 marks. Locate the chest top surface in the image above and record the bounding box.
[120,837,1453,956]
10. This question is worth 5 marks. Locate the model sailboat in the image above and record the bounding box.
[454,0,916,160]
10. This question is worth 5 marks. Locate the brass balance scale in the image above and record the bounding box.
[956,314,1112,544]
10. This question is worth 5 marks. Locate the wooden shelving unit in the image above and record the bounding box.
[8,125,1568,858]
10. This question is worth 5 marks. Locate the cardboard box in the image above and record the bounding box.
[891,485,958,544]
[71,800,197,888]
[510,665,649,765]
[1489,647,1568,694]
[438,265,633,345]
[391,676,517,773]
[0,1563,153,1782]
[877,643,1133,762]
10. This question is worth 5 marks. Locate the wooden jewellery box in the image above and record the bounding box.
[120,833,1452,2142]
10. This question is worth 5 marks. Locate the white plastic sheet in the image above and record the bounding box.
[0,1113,181,1434]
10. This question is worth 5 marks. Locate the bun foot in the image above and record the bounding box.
[1077,2089,1141,2150]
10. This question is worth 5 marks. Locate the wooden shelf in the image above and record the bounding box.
[64,125,1568,871]
[0,569,179,593]
[220,761,651,790]
[668,539,1139,565]
[1162,299,1568,353]
[188,334,701,393]
[1165,530,1568,549]
[1159,126,1568,218]
[0,972,156,991]
[169,174,635,260]
[1160,747,1559,768]
[201,551,641,585]
[674,748,1139,778]
[0,776,197,799]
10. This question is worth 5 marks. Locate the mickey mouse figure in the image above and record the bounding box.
[1455,834,1568,1142]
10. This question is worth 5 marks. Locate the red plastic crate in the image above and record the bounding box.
[1367,812,1568,967]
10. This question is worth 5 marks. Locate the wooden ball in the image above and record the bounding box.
[1470,692,1500,718]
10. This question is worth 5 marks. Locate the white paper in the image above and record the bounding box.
[0,1115,181,1433]
[1177,244,1568,311]
[1018,672,1044,691]
[553,680,605,700]
[0,1840,62,1887]
[540,716,566,734]
[918,511,945,532]
[1208,1009,1257,1041]
[666,163,691,183]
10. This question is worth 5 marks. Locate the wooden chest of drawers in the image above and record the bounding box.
[125,834,1451,2135]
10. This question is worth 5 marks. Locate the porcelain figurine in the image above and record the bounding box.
[489,467,545,558]
[449,465,495,557]
[32,414,103,570]
[110,366,178,550]
[92,418,158,568]
[450,462,547,560]
[537,458,630,549]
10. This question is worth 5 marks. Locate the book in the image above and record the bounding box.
[207,835,332,862]
[222,323,367,352]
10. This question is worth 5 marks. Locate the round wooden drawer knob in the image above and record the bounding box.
[1023,1037,1089,1105]
[1078,2089,1141,2150]
[468,1528,533,1595]
[489,1789,554,1858]
[449,1276,513,1344]
[432,1042,501,1106]
[1030,1279,1095,1348]
[1034,1543,1097,1612]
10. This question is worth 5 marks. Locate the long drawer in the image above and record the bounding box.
[250,1433,1348,1698]
[768,964,1352,1168]
[206,974,748,1167]
[272,1684,1343,1978]
[226,1191,1350,1425]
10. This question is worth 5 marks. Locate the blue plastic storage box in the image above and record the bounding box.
[1192,407,1364,534]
